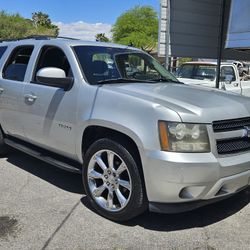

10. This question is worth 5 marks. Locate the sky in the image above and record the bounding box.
[1,0,160,40]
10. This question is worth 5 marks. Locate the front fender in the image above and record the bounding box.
[75,87,180,162]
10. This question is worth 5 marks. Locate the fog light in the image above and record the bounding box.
[179,186,206,199]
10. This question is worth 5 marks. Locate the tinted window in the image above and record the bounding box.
[3,46,33,81]
[0,46,7,59]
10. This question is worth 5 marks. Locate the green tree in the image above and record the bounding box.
[0,11,59,40]
[32,12,51,27]
[95,33,110,42]
[32,12,59,36]
[178,57,192,65]
[112,6,158,52]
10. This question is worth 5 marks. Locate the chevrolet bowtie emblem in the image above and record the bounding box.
[243,126,250,138]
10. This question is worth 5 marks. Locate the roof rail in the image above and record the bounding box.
[27,35,80,40]
[0,35,80,43]
[57,36,80,40]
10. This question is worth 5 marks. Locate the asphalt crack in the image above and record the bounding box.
[40,200,80,250]
[201,212,216,250]
[17,174,30,196]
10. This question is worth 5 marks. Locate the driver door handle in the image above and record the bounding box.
[0,87,4,94]
[24,94,37,104]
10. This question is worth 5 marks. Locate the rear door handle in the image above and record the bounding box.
[0,87,4,94]
[24,94,37,104]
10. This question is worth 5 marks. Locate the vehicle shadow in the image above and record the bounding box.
[5,150,84,195]
[5,150,250,232]
[81,186,250,232]
[128,187,250,231]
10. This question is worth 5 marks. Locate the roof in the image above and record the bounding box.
[0,35,139,51]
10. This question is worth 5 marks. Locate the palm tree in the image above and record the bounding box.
[95,33,109,42]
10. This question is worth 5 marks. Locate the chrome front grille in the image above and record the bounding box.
[213,117,250,155]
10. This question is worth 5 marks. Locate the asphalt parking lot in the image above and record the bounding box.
[0,150,250,250]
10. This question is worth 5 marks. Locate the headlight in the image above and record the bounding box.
[158,121,210,152]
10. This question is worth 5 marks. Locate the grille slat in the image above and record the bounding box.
[213,117,250,155]
[217,138,250,154]
[213,117,250,132]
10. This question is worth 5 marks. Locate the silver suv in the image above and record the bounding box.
[0,36,250,221]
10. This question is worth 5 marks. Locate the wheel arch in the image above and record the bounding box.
[81,125,147,193]
[82,125,142,161]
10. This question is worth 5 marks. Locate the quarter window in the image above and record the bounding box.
[3,46,33,82]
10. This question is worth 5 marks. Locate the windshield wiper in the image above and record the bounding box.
[97,78,155,84]
[149,77,181,83]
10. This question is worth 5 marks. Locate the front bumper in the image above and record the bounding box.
[149,193,234,214]
[142,150,250,208]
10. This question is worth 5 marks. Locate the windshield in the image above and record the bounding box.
[177,64,216,81]
[73,46,179,84]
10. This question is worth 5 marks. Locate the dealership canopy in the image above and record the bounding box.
[159,0,250,60]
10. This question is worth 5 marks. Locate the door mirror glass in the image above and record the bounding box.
[36,67,73,91]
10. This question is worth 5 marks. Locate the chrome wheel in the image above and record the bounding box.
[87,150,132,212]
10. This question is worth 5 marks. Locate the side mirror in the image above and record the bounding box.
[36,67,73,91]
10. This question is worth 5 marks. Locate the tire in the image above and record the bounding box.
[83,138,147,221]
[0,128,8,157]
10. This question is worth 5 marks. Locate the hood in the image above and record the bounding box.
[102,82,250,123]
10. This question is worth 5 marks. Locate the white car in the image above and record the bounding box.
[177,61,250,96]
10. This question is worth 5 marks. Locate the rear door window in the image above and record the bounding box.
[2,46,34,81]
